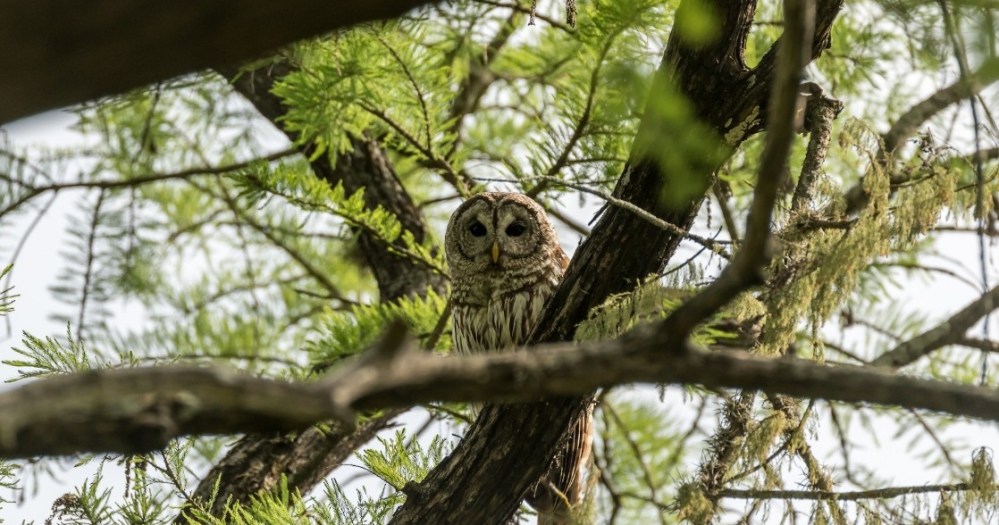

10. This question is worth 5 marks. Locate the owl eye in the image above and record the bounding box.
[468,221,487,237]
[505,222,526,237]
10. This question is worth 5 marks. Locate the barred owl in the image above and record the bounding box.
[445,192,593,524]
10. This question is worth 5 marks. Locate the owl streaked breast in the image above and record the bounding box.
[444,191,585,525]
[451,277,559,355]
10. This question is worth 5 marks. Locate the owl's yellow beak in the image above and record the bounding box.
[491,242,500,263]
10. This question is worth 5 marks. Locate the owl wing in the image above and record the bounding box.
[556,246,571,273]
[527,403,594,524]
[527,249,595,523]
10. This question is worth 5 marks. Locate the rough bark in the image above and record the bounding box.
[181,410,403,518]
[0,0,439,125]
[388,0,843,523]
[222,61,445,300]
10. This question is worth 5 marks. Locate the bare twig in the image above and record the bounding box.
[720,483,971,501]
[76,189,106,344]
[956,337,999,353]
[360,104,472,194]
[469,0,574,31]
[527,26,624,197]
[2,193,57,340]
[603,401,668,525]
[0,148,298,219]
[712,185,741,244]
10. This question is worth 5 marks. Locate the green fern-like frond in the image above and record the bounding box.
[360,429,449,490]
[232,163,446,276]
[575,277,764,347]
[309,290,449,368]
[3,326,98,382]
[0,265,14,316]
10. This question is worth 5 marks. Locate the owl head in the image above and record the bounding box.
[445,192,561,278]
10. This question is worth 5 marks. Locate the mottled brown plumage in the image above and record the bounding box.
[445,192,592,524]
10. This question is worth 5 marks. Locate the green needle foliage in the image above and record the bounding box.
[1,0,999,523]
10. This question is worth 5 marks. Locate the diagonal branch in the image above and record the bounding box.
[871,284,999,368]
[663,0,814,339]
[843,57,999,214]
[882,57,999,155]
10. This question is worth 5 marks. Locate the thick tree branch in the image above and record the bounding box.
[871,284,999,368]
[0,366,346,458]
[221,61,445,310]
[0,0,440,125]
[183,409,404,518]
[8,331,999,460]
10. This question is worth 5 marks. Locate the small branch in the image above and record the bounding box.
[603,402,667,525]
[242,213,353,305]
[444,10,517,159]
[794,217,857,231]
[791,85,843,213]
[712,184,741,244]
[697,392,756,500]
[719,483,970,501]
[528,27,622,197]
[2,193,57,340]
[0,148,298,219]
[955,337,999,353]
[360,104,472,195]
[843,58,999,214]
[545,205,592,237]
[967,146,999,165]
[76,189,107,344]
[869,261,982,292]
[373,34,435,152]
[882,57,999,155]
[469,0,574,31]
[871,284,999,368]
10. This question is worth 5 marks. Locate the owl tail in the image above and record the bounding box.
[528,404,595,525]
